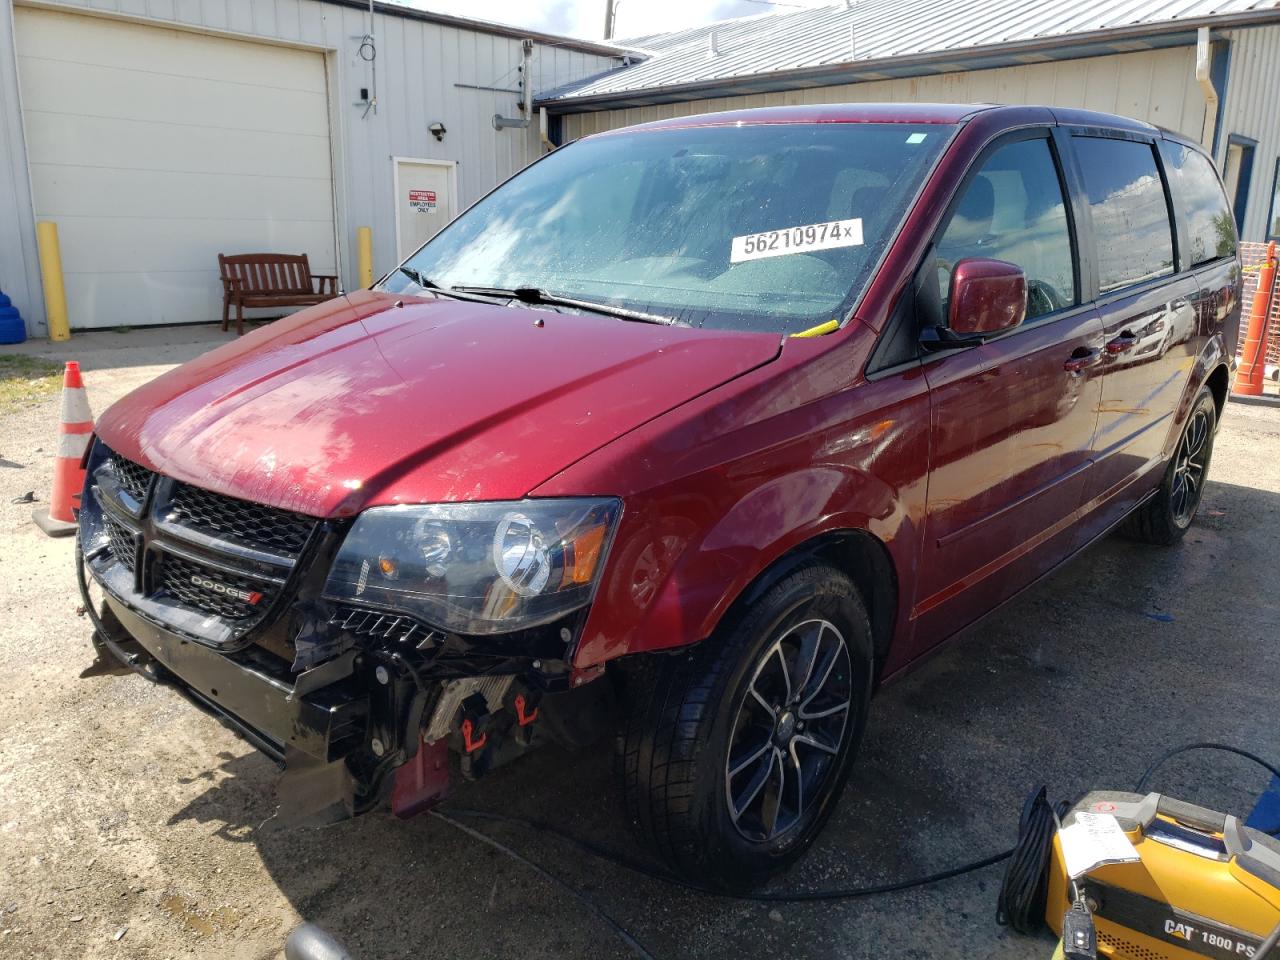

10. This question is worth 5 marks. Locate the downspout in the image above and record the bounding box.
[493,39,535,129]
[1196,26,1218,153]
[539,107,554,153]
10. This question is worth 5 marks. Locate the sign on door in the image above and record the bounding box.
[409,189,437,213]
[395,159,454,259]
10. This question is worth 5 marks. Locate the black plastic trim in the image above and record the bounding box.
[103,594,367,763]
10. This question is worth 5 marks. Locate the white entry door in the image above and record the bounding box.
[394,159,458,261]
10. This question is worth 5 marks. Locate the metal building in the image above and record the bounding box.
[7,1,1280,341]
[542,0,1280,243]
[0,0,623,336]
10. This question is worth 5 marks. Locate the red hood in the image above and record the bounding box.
[95,291,781,517]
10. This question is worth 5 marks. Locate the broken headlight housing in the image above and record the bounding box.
[324,499,621,635]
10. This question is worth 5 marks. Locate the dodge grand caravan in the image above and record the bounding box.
[79,104,1240,889]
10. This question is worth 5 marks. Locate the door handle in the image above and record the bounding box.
[1064,347,1100,374]
[1106,332,1139,354]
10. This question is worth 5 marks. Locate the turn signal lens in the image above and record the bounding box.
[563,522,607,586]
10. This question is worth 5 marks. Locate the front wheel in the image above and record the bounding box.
[1119,386,1217,545]
[618,564,873,890]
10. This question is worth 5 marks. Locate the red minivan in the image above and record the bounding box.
[79,104,1240,889]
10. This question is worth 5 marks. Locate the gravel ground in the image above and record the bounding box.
[1,326,1277,960]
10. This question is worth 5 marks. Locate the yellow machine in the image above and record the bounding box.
[1047,791,1280,960]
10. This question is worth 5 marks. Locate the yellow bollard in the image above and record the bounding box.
[357,226,374,289]
[36,222,71,342]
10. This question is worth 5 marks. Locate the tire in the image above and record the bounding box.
[618,563,874,891]
[1119,386,1217,545]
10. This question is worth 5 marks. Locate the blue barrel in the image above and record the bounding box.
[0,293,26,344]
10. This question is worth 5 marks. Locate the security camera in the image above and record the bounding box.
[429,122,446,142]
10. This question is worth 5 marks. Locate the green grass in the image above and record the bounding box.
[0,354,63,412]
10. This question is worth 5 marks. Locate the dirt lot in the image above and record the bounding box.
[1,327,1278,960]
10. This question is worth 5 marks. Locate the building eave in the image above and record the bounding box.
[320,0,643,60]
[538,8,1280,113]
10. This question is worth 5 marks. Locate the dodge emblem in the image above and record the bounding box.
[190,574,262,605]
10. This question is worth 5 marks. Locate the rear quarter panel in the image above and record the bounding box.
[1157,257,1240,461]
[1175,255,1240,443]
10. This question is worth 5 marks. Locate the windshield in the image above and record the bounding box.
[381,122,954,334]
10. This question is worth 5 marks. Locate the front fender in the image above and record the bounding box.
[618,464,910,662]
[539,350,931,670]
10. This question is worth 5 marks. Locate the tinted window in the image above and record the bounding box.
[385,123,953,335]
[1162,141,1236,265]
[936,137,1076,321]
[1074,137,1175,293]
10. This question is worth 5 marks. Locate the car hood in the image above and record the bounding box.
[95,291,782,517]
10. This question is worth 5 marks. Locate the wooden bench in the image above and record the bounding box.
[219,253,339,335]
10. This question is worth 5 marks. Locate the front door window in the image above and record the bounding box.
[935,137,1077,322]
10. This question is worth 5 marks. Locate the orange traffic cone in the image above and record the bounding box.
[1234,241,1278,397]
[32,361,93,537]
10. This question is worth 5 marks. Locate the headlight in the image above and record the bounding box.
[324,498,621,634]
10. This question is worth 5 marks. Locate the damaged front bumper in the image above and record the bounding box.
[94,589,367,766]
[81,547,583,822]
[76,441,601,822]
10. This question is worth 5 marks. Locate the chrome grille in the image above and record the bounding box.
[166,483,314,555]
[156,554,278,621]
[109,453,155,502]
[102,511,138,575]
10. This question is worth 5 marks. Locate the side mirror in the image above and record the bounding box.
[921,258,1027,350]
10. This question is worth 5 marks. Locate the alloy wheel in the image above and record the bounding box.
[725,618,852,842]
[1171,408,1211,527]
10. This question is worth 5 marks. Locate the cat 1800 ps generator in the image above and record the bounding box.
[1046,791,1280,960]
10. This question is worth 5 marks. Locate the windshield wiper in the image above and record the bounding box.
[396,268,510,306]
[452,285,684,327]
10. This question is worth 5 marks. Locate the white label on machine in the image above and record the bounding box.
[730,218,863,263]
[1059,812,1141,879]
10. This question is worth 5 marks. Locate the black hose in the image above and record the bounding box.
[442,806,1014,902]
[429,810,658,960]
[1135,742,1280,794]
[1255,919,1280,960]
[994,786,1067,933]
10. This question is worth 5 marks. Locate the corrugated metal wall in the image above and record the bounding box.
[563,46,1207,143]
[0,0,619,334]
[0,2,40,338]
[1218,25,1280,241]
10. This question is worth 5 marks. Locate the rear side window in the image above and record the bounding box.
[1161,141,1237,265]
[1074,137,1175,294]
[935,137,1076,321]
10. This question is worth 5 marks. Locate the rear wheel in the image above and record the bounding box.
[618,563,873,890]
[1119,386,1216,545]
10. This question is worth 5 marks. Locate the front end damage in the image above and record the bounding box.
[78,441,613,825]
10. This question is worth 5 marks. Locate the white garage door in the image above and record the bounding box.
[15,8,337,329]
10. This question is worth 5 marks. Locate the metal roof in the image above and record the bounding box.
[538,0,1280,109]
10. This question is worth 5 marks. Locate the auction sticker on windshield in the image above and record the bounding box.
[730,218,864,264]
